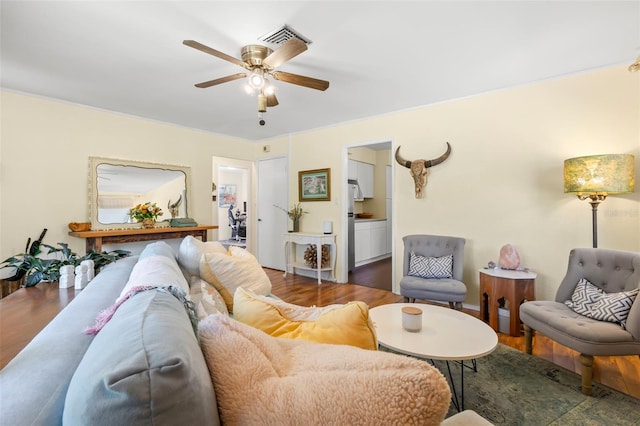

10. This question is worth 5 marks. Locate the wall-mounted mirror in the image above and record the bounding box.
[89,157,191,230]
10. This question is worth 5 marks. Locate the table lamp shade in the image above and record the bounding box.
[564,154,635,194]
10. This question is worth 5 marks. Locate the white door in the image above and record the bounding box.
[257,156,288,270]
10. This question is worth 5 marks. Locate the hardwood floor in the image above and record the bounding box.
[348,257,392,291]
[266,268,640,400]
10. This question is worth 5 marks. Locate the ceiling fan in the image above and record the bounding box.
[183,38,329,120]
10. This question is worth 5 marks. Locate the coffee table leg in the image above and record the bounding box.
[444,361,463,412]
[441,359,479,412]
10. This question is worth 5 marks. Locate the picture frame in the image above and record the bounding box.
[298,168,331,201]
[218,184,237,208]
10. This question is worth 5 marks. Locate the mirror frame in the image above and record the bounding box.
[88,156,192,230]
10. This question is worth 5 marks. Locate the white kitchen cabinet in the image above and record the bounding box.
[355,220,389,265]
[370,220,387,258]
[358,162,374,198]
[348,159,358,180]
[348,160,374,198]
[354,221,371,263]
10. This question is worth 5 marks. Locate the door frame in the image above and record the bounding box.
[341,138,396,292]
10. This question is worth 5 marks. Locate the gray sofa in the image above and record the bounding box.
[1,239,487,425]
[0,242,218,425]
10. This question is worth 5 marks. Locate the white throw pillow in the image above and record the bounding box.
[177,235,227,277]
[199,250,272,313]
[188,276,229,319]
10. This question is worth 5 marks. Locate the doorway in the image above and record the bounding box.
[343,141,393,291]
[212,157,252,250]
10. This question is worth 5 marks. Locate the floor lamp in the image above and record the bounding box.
[564,154,635,248]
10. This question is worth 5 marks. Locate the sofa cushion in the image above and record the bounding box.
[233,287,377,350]
[117,253,190,303]
[63,289,219,425]
[409,252,453,279]
[198,313,451,426]
[138,240,178,261]
[177,235,227,277]
[199,248,272,313]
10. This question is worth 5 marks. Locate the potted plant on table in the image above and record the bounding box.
[1,242,129,287]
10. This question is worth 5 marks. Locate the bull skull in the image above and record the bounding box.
[395,142,451,198]
[168,195,183,218]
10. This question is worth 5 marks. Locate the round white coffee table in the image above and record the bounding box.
[369,303,498,411]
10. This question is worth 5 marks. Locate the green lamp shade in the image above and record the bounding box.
[564,154,635,194]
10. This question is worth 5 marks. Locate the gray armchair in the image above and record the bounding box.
[400,235,467,310]
[520,248,640,395]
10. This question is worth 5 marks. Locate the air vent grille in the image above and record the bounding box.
[259,24,311,47]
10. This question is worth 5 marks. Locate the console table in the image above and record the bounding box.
[0,281,77,369]
[283,232,336,284]
[69,225,218,253]
[479,268,536,336]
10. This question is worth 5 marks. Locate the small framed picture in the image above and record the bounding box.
[298,168,331,202]
[218,184,237,208]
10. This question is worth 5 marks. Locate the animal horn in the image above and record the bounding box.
[394,146,412,168]
[424,142,451,168]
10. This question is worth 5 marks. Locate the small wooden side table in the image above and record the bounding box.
[479,268,536,336]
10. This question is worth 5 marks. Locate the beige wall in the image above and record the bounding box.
[0,91,259,268]
[2,65,638,304]
[274,66,639,302]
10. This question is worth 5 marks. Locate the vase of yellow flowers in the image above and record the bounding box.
[129,202,163,229]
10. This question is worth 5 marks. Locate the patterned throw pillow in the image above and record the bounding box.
[564,278,603,316]
[589,288,639,328]
[565,278,639,329]
[408,253,453,279]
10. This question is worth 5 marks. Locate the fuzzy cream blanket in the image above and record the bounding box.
[199,314,451,425]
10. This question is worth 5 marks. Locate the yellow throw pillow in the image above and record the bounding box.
[233,287,378,350]
[199,251,272,313]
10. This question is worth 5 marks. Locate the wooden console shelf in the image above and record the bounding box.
[69,225,217,253]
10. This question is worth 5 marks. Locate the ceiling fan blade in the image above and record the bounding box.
[195,73,247,88]
[272,71,330,91]
[183,40,246,68]
[266,92,279,107]
[263,38,308,69]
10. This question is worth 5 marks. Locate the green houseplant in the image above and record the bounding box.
[1,242,129,287]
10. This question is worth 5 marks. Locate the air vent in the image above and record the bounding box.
[259,24,311,47]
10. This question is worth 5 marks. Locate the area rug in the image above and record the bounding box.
[430,344,640,425]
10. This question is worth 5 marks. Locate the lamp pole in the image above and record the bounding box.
[580,193,606,249]
[589,199,599,248]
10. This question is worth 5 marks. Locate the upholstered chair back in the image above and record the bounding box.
[402,235,466,282]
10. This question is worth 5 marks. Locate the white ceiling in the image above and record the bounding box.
[1,1,638,142]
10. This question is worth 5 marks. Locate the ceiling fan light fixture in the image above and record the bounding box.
[248,69,265,89]
[263,80,276,96]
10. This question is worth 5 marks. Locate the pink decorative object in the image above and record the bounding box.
[498,244,521,270]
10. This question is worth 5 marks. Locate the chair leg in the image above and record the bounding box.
[579,354,593,396]
[523,324,533,354]
[449,302,463,310]
[403,297,415,303]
